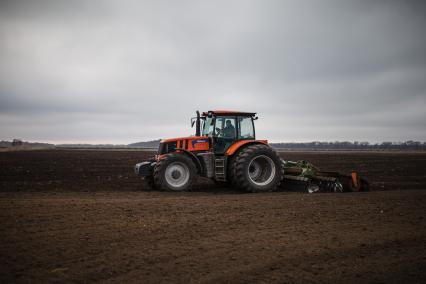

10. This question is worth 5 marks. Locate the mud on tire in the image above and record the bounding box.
[153,154,196,191]
[232,144,283,192]
[227,154,238,188]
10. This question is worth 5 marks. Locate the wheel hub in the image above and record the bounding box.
[248,155,276,186]
[171,170,181,179]
[249,162,262,180]
[165,162,190,188]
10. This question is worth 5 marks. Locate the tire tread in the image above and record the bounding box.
[232,144,283,192]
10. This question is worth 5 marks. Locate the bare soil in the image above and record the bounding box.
[1,150,426,192]
[1,150,426,283]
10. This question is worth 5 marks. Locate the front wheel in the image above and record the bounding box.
[153,154,196,191]
[233,144,283,192]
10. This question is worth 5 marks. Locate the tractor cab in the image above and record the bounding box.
[197,110,257,154]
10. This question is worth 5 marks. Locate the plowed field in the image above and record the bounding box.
[1,150,425,283]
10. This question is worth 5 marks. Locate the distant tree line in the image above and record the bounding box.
[270,141,426,151]
[2,139,425,151]
[0,140,54,149]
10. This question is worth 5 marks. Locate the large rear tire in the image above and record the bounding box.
[233,144,283,192]
[153,154,196,191]
[227,155,238,187]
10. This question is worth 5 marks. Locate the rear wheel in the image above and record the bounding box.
[227,155,237,187]
[233,144,283,192]
[153,154,196,191]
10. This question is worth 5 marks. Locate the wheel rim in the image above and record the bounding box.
[165,162,190,188]
[248,155,276,186]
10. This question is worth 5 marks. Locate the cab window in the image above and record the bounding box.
[214,116,236,139]
[212,116,237,154]
[238,117,255,140]
[202,117,214,136]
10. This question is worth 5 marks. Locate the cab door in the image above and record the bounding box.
[212,116,237,154]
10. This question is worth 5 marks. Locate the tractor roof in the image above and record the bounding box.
[202,110,257,117]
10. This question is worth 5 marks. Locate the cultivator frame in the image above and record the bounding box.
[281,160,369,193]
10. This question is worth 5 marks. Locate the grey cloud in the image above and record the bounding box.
[0,0,425,143]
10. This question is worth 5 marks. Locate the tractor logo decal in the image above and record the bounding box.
[192,139,208,147]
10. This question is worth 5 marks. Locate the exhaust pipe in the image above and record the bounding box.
[195,110,201,136]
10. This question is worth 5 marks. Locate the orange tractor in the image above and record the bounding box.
[135,110,283,192]
[135,110,369,192]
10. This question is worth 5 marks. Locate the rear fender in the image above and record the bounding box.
[225,140,269,156]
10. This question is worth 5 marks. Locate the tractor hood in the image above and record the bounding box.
[161,136,208,143]
[159,136,210,154]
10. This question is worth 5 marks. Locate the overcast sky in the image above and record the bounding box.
[1,0,425,144]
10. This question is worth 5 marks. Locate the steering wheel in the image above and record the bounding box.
[215,127,223,137]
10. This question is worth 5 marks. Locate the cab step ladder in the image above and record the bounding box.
[215,157,226,181]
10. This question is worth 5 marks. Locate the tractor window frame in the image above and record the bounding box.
[202,116,214,136]
[237,116,255,140]
[213,116,237,139]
